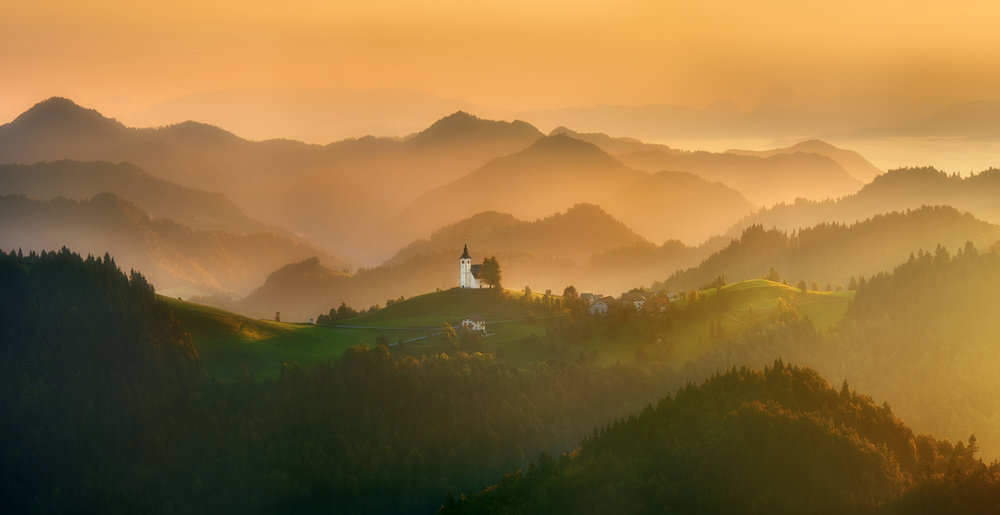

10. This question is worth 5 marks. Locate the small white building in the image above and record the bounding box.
[590,296,615,315]
[461,314,487,334]
[620,291,648,310]
[459,245,485,289]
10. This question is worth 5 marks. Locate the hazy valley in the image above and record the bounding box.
[5,94,1000,514]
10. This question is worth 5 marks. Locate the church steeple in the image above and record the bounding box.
[460,244,471,260]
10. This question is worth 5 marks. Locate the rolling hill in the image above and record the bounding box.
[232,249,581,323]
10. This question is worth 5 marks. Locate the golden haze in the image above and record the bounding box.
[3,0,1000,124]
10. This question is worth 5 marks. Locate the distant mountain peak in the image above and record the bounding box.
[9,97,125,131]
[523,133,614,159]
[408,111,542,145]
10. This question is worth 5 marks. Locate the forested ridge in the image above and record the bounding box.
[671,240,1000,462]
[655,205,1000,292]
[7,245,1000,514]
[441,363,999,514]
[1,248,678,514]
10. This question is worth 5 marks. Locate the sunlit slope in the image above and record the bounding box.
[173,280,854,380]
[360,280,853,369]
[164,297,358,381]
[575,279,853,367]
[348,287,529,327]
[168,288,563,379]
[345,288,563,365]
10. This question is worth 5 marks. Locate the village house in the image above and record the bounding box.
[620,291,648,310]
[461,314,487,334]
[590,295,615,315]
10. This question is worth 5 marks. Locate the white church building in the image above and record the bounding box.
[459,244,486,289]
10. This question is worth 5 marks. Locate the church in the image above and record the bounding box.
[459,244,485,289]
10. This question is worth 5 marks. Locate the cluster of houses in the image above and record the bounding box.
[580,291,678,315]
[456,247,682,336]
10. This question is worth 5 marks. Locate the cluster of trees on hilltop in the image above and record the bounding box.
[1,248,684,514]
[441,363,997,514]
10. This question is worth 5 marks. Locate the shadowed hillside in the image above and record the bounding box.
[443,363,989,514]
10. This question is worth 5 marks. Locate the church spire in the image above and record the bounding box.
[460,244,471,259]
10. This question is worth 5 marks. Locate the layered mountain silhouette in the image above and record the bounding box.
[389,203,646,265]
[0,99,545,263]
[656,205,1000,291]
[0,160,281,234]
[0,193,339,296]
[618,147,863,206]
[730,166,1000,239]
[390,134,755,247]
[726,139,882,183]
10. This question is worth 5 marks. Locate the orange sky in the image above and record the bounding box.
[3,0,1000,125]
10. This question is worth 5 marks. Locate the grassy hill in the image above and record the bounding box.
[164,297,362,381]
[176,280,854,381]
[567,279,853,367]
[170,288,566,379]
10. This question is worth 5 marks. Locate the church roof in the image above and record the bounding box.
[470,264,482,278]
[460,244,471,259]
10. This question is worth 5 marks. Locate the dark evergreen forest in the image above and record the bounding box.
[0,248,678,514]
[441,363,1000,515]
[6,246,1000,514]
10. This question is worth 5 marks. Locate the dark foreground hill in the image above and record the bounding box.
[443,363,995,515]
[7,248,1000,514]
[0,247,681,514]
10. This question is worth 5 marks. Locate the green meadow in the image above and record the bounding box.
[167,281,854,381]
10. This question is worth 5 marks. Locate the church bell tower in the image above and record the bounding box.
[459,244,472,288]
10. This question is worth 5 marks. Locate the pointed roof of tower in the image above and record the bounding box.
[460,244,471,259]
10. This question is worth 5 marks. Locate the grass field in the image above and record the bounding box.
[165,288,558,380]
[550,280,855,368]
[167,282,855,381]
[164,297,361,381]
